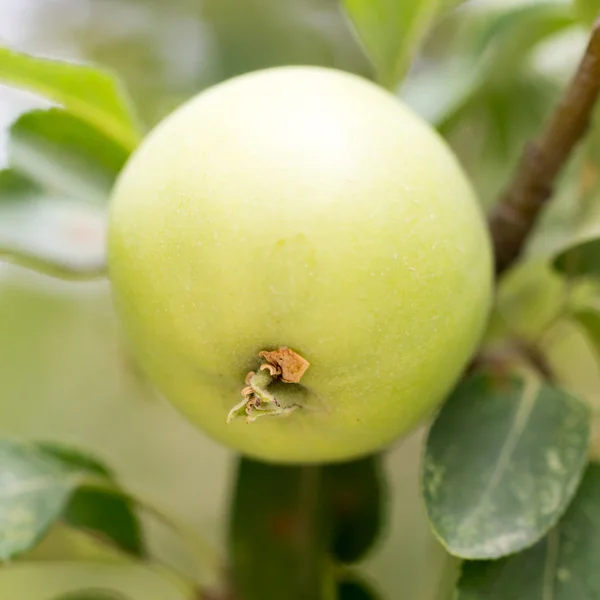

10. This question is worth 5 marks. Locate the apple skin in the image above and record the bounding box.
[107,66,493,464]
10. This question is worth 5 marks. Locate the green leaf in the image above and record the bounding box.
[422,372,591,559]
[0,169,35,201]
[553,236,600,277]
[229,458,335,600]
[574,0,599,26]
[469,3,574,82]
[401,2,574,127]
[0,168,107,281]
[38,443,144,557]
[9,109,129,205]
[572,308,600,366]
[51,591,129,600]
[0,439,141,560]
[0,45,141,150]
[337,573,383,600]
[342,0,442,89]
[323,455,385,564]
[455,462,600,599]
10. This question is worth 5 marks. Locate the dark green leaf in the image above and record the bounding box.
[456,462,600,599]
[337,573,383,600]
[0,169,36,202]
[342,0,440,89]
[422,372,591,559]
[64,491,143,558]
[0,45,141,150]
[553,236,600,277]
[9,109,129,205]
[38,443,144,557]
[323,455,385,564]
[51,591,129,600]
[0,439,141,560]
[572,308,600,369]
[229,458,335,600]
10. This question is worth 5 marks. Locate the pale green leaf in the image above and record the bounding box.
[342,0,441,89]
[0,46,141,150]
[9,109,129,205]
[574,0,599,25]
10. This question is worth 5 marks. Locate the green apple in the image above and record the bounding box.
[107,66,493,464]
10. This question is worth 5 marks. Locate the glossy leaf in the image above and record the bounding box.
[553,236,600,277]
[342,0,440,89]
[422,372,591,559]
[229,458,335,600]
[0,45,141,150]
[323,455,385,564]
[0,439,141,559]
[9,109,129,205]
[455,462,600,599]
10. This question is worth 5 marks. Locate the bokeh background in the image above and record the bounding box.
[0,0,597,598]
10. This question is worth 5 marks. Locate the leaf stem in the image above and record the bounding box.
[489,18,600,276]
[0,248,106,281]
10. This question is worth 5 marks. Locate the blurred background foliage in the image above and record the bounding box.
[0,0,598,598]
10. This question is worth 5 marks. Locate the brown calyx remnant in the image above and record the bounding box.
[258,347,310,383]
[227,347,310,423]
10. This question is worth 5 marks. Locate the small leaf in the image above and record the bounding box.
[0,45,141,150]
[337,573,383,600]
[0,439,142,560]
[323,455,385,564]
[455,462,600,599]
[229,458,335,600]
[572,307,600,367]
[401,2,574,127]
[574,0,599,26]
[51,591,129,600]
[38,443,144,557]
[422,372,591,559]
[342,0,441,89]
[9,109,129,205]
[0,168,107,280]
[0,169,35,201]
[553,236,600,277]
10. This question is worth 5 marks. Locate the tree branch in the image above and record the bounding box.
[489,18,600,276]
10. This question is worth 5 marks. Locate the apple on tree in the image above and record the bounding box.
[107,66,493,464]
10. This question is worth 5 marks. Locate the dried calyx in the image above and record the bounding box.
[227,347,310,423]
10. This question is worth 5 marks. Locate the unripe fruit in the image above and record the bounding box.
[108,66,493,464]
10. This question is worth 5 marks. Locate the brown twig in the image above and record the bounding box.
[489,17,600,276]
